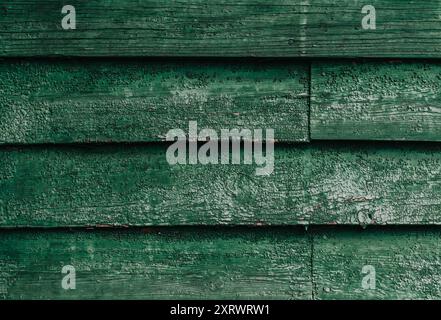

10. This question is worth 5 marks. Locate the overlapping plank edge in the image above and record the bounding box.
[0,227,312,299]
[311,61,441,141]
[2,142,441,226]
[0,59,308,144]
[2,0,441,58]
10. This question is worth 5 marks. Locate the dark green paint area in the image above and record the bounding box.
[0,228,311,299]
[2,227,441,299]
[314,228,441,299]
[311,61,441,141]
[0,60,308,144]
[2,1,441,57]
[2,0,441,301]
[2,142,441,226]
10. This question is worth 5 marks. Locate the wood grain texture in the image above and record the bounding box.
[2,142,441,226]
[311,61,441,141]
[0,228,311,299]
[313,228,441,299]
[3,227,441,300]
[2,1,441,57]
[0,59,308,144]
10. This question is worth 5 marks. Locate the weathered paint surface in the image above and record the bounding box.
[0,228,311,299]
[2,227,441,300]
[2,143,441,226]
[3,1,441,57]
[311,61,441,141]
[313,228,441,299]
[2,0,441,300]
[0,60,308,144]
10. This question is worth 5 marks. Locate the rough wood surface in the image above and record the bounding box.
[2,1,441,57]
[0,228,311,299]
[2,227,441,300]
[2,143,441,226]
[311,61,441,141]
[0,59,308,144]
[313,228,441,299]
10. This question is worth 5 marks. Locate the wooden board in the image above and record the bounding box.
[313,228,441,299]
[2,227,441,300]
[0,59,308,144]
[2,1,441,58]
[0,228,311,299]
[2,142,441,226]
[311,61,441,141]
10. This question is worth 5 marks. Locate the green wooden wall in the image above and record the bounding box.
[1,1,441,300]
[3,0,441,58]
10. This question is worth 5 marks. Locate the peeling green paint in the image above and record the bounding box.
[0,60,308,144]
[312,61,441,141]
[1,142,441,226]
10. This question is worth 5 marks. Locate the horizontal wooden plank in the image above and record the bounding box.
[3,227,441,300]
[0,60,308,144]
[2,143,441,226]
[313,228,441,299]
[0,228,311,299]
[2,1,441,57]
[311,61,441,141]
